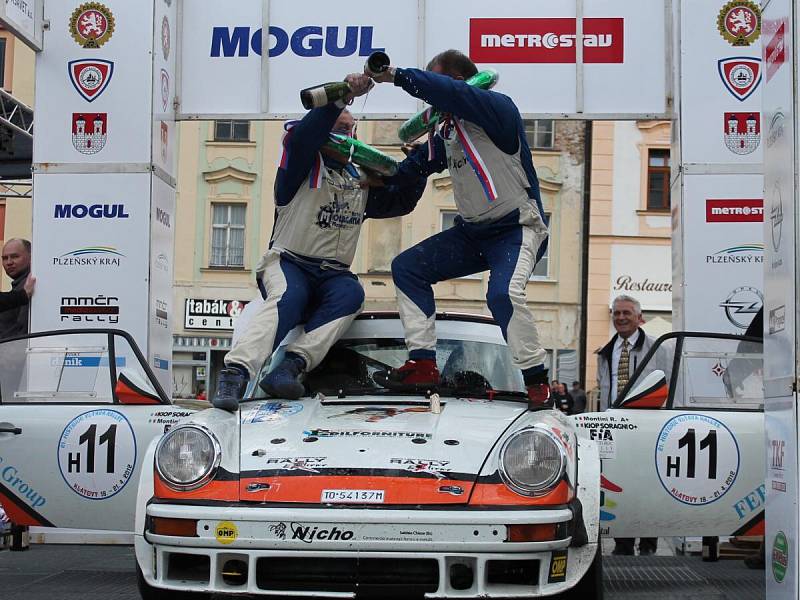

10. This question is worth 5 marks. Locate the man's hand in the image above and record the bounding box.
[401,142,423,157]
[23,274,35,298]
[344,73,374,101]
[370,66,396,84]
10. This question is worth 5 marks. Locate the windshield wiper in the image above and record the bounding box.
[447,388,529,402]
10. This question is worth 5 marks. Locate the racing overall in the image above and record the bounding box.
[389,68,549,376]
[225,103,425,378]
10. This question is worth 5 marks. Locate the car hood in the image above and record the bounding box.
[238,396,526,504]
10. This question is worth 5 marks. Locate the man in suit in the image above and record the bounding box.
[596,294,660,556]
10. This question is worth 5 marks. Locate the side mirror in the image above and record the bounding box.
[619,369,668,409]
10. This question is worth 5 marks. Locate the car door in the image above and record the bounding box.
[574,332,765,538]
[0,329,194,531]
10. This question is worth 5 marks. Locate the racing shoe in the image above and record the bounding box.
[213,365,249,412]
[373,359,439,392]
[524,368,551,408]
[260,353,306,400]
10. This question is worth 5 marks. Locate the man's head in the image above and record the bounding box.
[426,49,478,80]
[2,238,30,279]
[331,109,355,138]
[612,294,644,339]
[572,381,580,390]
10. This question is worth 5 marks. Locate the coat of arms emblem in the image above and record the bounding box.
[72,113,108,155]
[723,112,760,155]
[717,0,761,47]
[69,2,115,49]
[717,57,761,101]
[68,59,113,102]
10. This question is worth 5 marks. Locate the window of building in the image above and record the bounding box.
[210,203,246,267]
[524,119,555,149]
[646,148,670,211]
[0,38,7,89]
[213,120,250,142]
[530,213,552,279]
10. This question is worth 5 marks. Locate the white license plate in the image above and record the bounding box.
[321,489,385,504]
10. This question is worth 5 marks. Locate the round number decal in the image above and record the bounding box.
[57,409,137,500]
[655,414,740,506]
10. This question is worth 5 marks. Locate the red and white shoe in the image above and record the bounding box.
[526,382,551,408]
[373,359,440,392]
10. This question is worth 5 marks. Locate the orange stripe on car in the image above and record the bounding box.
[239,475,473,504]
[153,473,239,501]
[469,479,572,506]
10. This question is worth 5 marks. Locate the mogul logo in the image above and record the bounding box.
[53,246,125,267]
[705,199,763,223]
[316,200,362,230]
[705,243,763,264]
[60,295,119,323]
[723,112,760,155]
[290,522,354,543]
[211,26,384,58]
[156,207,171,228]
[470,18,624,63]
[54,203,129,219]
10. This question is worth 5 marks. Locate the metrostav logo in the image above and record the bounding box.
[470,18,624,63]
[705,199,763,223]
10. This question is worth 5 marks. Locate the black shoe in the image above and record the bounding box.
[213,366,248,412]
[639,549,656,556]
[260,353,306,399]
[611,548,635,556]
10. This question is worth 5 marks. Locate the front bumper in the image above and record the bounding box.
[137,503,596,598]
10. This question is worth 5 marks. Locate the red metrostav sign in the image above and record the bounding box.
[469,18,624,64]
[706,199,763,223]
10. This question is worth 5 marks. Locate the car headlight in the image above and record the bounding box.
[155,425,221,490]
[499,427,566,496]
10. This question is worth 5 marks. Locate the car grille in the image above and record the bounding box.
[255,556,439,595]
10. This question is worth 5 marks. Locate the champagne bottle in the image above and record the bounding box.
[300,81,352,110]
[398,69,500,143]
[323,134,399,177]
[364,51,390,77]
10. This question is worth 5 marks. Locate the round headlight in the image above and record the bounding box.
[499,427,566,496]
[155,425,221,490]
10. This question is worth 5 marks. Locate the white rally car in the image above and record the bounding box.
[0,314,764,599]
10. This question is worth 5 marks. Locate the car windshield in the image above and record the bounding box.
[251,337,526,401]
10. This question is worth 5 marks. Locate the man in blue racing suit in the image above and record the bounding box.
[370,50,551,404]
[213,73,427,411]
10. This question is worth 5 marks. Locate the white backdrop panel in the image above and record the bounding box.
[680,0,763,165]
[681,173,764,335]
[31,173,152,348]
[33,0,154,163]
[179,0,668,118]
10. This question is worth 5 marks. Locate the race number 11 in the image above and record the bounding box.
[656,414,739,506]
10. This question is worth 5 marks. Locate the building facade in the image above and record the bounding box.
[585,120,673,407]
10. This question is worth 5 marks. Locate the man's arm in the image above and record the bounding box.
[274,103,345,207]
[0,288,29,312]
[388,68,520,155]
[364,175,427,220]
[276,73,373,206]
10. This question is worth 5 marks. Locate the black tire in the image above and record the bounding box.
[550,545,603,600]
[136,563,206,600]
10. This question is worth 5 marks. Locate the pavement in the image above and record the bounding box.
[0,542,765,599]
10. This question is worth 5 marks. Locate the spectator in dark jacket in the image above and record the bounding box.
[570,381,587,414]
[551,382,574,414]
[0,239,35,338]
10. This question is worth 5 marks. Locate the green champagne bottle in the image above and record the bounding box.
[398,69,500,143]
[300,81,352,110]
[323,134,399,177]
